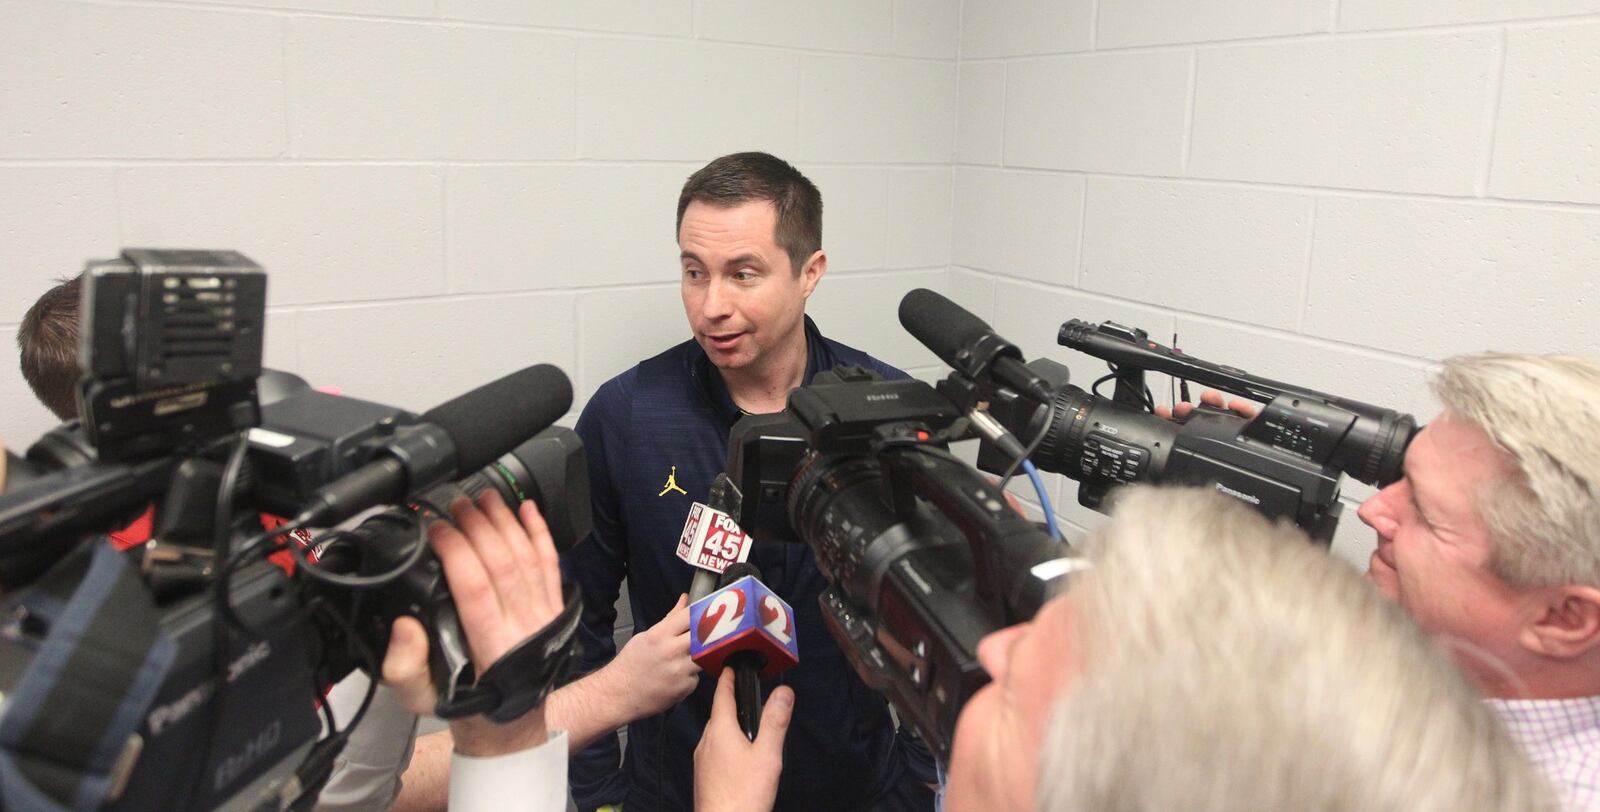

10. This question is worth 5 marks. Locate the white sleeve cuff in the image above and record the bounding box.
[448,729,568,812]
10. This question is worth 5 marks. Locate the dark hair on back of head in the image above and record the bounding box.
[676,152,822,275]
[18,276,83,421]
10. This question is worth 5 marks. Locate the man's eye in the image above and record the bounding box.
[733,270,756,282]
[684,268,704,280]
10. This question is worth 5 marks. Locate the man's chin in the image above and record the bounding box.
[698,340,750,368]
[1365,554,1400,601]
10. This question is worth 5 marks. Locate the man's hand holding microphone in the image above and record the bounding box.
[675,491,803,812]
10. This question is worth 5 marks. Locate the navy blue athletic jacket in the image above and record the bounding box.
[564,317,921,811]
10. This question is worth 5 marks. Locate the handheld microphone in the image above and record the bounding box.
[690,562,799,739]
[678,491,754,601]
[690,562,797,740]
[294,364,573,527]
[898,288,1053,403]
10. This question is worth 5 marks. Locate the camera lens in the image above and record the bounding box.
[788,453,896,588]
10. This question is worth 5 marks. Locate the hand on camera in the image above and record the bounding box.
[382,491,565,757]
[693,668,793,812]
[1154,389,1261,421]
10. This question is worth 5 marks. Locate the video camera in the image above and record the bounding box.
[901,289,1418,543]
[0,250,588,811]
[718,366,1077,761]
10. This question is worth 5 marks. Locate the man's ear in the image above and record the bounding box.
[800,250,826,298]
[1519,586,1600,659]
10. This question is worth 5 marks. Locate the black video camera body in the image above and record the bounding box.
[969,320,1417,543]
[0,249,587,811]
[723,366,1074,761]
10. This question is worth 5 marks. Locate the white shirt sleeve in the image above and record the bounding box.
[448,729,569,812]
[314,673,419,811]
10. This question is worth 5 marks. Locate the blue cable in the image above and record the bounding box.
[1021,459,1063,541]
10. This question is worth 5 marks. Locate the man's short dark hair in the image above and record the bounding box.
[18,276,82,421]
[676,152,822,275]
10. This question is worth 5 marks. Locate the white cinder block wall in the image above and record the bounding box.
[948,1,1600,566]
[0,0,961,446]
[5,1,1599,572]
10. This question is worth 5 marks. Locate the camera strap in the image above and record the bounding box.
[434,583,583,724]
[0,543,176,811]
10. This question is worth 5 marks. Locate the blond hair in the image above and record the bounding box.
[1037,487,1554,812]
[1432,353,1600,588]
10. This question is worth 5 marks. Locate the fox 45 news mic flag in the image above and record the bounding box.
[676,502,753,574]
[688,575,799,678]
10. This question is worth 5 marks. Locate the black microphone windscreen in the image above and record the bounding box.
[898,288,990,365]
[719,561,761,588]
[422,364,574,474]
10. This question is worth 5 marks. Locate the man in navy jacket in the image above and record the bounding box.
[565,152,932,811]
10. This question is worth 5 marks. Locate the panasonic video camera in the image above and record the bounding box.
[0,249,587,811]
[717,365,1076,761]
[896,288,1417,543]
[965,318,1416,542]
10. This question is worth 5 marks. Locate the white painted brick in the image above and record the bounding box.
[699,0,894,53]
[283,0,434,15]
[293,294,577,414]
[439,0,692,35]
[807,270,947,370]
[885,169,954,269]
[990,278,1177,402]
[1304,197,1600,359]
[263,309,300,376]
[1096,0,1328,48]
[0,1,284,159]
[166,0,434,14]
[1,324,60,449]
[952,168,1083,285]
[945,268,996,322]
[580,40,798,161]
[1004,51,1191,176]
[956,62,1005,165]
[893,0,962,58]
[0,169,120,325]
[1079,178,1313,330]
[289,18,576,159]
[1,316,61,450]
[960,0,1093,58]
[448,165,687,293]
[1491,23,1600,205]
[807,168,888,273]
[1189,34,1495,195]
[1169,317,1439,424]
[798,56,956,164]
[118,166,446,306]
[577,286,691,395]
[1340,0,1600,31]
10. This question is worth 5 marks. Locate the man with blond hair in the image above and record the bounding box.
[693,486,1556,811]
[1170,352,1600,808]
[1358,353,1600,809]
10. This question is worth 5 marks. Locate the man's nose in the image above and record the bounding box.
[701,277,733,320]
[976,622,1028,682]
[1357,484,1400,537]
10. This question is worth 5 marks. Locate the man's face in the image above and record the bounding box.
[678,199,822,375]
[945,594,1078,812]
[1358,413,1528,673]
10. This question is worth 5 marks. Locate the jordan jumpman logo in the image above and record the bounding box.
[658,465,688,497]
